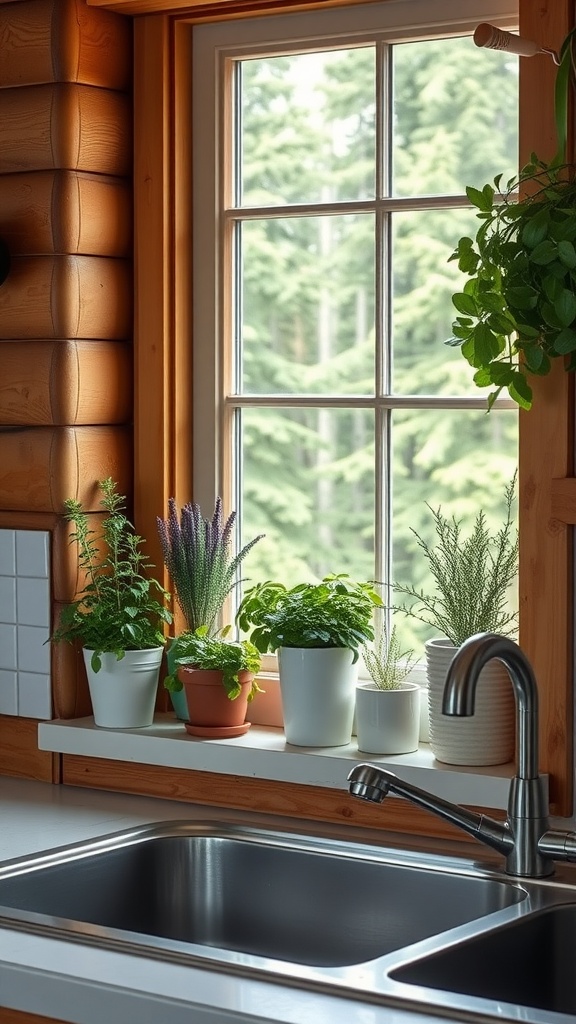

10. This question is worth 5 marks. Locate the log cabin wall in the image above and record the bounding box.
[0,0,133,778]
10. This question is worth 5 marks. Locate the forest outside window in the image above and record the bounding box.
[191,0,519,654]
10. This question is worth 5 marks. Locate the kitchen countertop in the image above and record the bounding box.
[0,778,556,1024]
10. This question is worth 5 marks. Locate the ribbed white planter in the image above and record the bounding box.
[278,646,357,747]
[83,647,163,729]
[425,638,515,766]
[356,681,420,755]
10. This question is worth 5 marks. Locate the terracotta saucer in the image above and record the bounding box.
[184,721,251,739]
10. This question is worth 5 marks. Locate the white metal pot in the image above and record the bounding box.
[425,638,515,765]
[83,647,164,729]
[355,681,420,755]
[278,646,358,746]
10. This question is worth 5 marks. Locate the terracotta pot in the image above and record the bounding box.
[178,666,253,738]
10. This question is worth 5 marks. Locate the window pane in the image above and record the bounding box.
[392,407,518,650]
[239,48,376,207]
[239,406,375,586]
[392,37,518,197]
[392,207,485,395]
[239,215,375,395]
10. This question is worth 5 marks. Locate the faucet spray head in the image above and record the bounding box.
[347,764,392,803]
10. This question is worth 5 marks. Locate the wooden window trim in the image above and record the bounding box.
[132,0,574,816]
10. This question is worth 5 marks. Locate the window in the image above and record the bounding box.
[133,0,574,815]
[192,0,519,645]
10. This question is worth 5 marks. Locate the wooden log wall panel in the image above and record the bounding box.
[0,716,59,782]
[0,256,132,339]
[0,425,131,512]
[51,635,92,718]
[0,171,132,256]
[518,0,574,816]
[0,340,132,425]
[0,0,131,90]
[0,84,131,175]
[0,1009,69,1024]
[62,754,495,844]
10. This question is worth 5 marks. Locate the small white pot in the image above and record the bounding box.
[425,638,515,765]
[278,646,357,747]
[83,647,163,729]
[356,682,420,755]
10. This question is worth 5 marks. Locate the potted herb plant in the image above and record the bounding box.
[157,497,263,720]
[50,478,172,729]
[356,621,419,755]
[394,476,518,765]
[237,574,382,746]
[166,626,261,737]
[447,30,576,410]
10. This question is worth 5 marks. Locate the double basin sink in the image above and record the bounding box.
[0,819,574,1022]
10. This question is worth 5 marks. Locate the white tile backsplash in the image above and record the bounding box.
[0,623,17,671]
[0,529,52,719]
[15,530,49,578]
[16,577,50,627]
[17,625,50,674]
[0,670,18,715]
[18,672,52,720]
[0,531,15,576]
[0,577,16,624]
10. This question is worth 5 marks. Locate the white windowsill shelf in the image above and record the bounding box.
[38,714,527,810]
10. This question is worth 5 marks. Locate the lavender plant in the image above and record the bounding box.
[157,497,263,634]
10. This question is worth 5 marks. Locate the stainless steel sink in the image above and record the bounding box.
[0,820,523,971]
[6,818,576,1021]
[391,902,576,1017]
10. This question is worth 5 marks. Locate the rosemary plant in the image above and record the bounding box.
[157,498,263,634]
[51,478,172,672]
[394,476,518,647]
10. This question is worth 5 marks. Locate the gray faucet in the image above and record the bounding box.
[348,632,576,878]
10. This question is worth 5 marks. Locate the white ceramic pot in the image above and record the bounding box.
[355,681,420,755]
[278,646,357,746]
[425,638,515,765]
[83,647,164,729]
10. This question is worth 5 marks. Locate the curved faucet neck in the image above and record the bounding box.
[443,633,540,780]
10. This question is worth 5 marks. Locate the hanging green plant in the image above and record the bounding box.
[447,30,576,410]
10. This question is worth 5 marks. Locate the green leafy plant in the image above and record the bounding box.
[447,30,576,410]
[448,162,576,410]
[50,479,172,672]
[166,626,262,700]
[362,619,417,690]
[157,497,263,634]
[394,476,518,647]
[236,574,383,662]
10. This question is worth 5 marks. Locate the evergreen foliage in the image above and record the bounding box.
[50,479,172,672]
[394,476,518,647]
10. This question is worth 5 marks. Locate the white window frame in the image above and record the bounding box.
[191,0,519,624]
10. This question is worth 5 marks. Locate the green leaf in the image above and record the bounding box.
[508,374,533,410]
[466,185,493,211]
[556,289,576,327]
[521,209,549,248]
[506,286,538,310]
[558,240,576,268]
[552,328,576,354]
[522,346,546,372]
[487,361,515,386]
[472,323,502,367]
[529,240,557,265]
[452,292,478,316]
